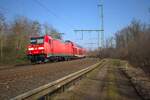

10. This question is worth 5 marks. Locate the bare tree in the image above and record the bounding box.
[91,19,150,73]
[31,20,41,37]
[0,13,6,61]
[43,23,63,39]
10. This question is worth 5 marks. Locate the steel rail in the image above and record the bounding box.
[11,60,105,100]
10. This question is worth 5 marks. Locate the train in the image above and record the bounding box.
[26,35,86,63]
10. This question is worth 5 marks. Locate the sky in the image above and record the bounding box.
[0,0,150,49]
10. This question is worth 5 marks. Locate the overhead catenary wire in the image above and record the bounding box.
[0,6,15,15]
[33,0,74,29]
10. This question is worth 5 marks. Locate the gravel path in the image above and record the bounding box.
[53,59,142,100]
[0,58,98,100]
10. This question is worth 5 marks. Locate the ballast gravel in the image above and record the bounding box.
[0,58,99,100]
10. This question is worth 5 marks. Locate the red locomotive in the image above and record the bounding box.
[26,35,86,63]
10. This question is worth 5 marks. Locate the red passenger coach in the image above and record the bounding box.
[26,35,86,63]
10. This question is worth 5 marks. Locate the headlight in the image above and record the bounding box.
[28,48,34,50]
[38,47,44,50]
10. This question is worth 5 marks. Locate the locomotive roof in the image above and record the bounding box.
[30,35,84,49]
[65,40,83,48]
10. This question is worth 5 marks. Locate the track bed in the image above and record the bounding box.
[0,58,98,100]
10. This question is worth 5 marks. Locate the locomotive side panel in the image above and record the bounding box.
[65,42,73,56]
[52,39,66,56]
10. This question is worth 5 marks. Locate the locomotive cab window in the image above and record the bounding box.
[30,37,44,44]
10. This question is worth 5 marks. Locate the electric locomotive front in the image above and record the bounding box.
[27,36,47,63]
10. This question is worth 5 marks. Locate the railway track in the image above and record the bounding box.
[0,59,84,71]
[0,58,99,100]
[11,60,105,100]
[0,63,33,71]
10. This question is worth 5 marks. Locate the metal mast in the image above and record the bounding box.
[98,3,104,47]
[74,0,104,48]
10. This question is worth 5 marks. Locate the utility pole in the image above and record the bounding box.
[74,1,104,48]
